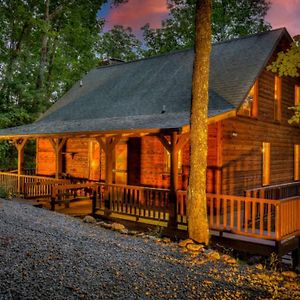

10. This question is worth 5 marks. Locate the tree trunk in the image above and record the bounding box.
[36,0,50,90]
[187,0,212,245]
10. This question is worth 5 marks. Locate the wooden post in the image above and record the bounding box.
[157,132,189,226]
[49,138,67,179]
[216,122,223,194]
[96,135,122,209]
[13,138,28,196]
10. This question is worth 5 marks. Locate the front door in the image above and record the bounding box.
[115,143,127,184]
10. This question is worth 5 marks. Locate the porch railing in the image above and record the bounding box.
[98,183,170,221]
[245,182,300,200]
[0,172,69,198]
[177,190,300,241]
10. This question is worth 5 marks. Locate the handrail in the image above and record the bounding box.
[176,190,300,241]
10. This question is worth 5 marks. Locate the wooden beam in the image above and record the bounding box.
[174,133,189,153]
[157,134,171,153]
[48,138,67,179]
[12,138,28,195]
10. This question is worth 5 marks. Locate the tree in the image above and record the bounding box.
[142,0,271,57]
[97,25,142,62]
[268,35,300,78]
[0,0,126,170]
[188,0,212,244]
[267,35,300,125]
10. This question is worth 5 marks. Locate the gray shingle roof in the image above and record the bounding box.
[0,28,290,137]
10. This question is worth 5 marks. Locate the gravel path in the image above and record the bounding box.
[0,199,299,300]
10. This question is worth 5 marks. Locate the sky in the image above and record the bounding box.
[99,0,300,38]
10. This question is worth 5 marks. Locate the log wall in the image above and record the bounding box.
[221,70,300,195]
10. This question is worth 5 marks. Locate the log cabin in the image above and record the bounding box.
[0,28,300,263]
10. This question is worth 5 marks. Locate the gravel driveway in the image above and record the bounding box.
[0,199,298,300]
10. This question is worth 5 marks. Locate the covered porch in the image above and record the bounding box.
[0,122,299,261]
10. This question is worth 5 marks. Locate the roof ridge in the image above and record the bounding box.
[95,28,287,70]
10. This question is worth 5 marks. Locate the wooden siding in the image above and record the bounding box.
[221,70,300,195]
[36,138,56,176]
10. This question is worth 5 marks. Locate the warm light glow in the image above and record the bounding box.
[295,85,300,106]
[262,142,270,186]
[274,76,282,122]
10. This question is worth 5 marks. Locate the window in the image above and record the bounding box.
[274,76,282,121]
[164,149,182,173]
[262,142,270,186]
[294,145,300,181]
[295,85,300,106]
[239,81,258,117]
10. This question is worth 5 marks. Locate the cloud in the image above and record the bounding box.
[266,0,300,37]
[104,0,169,37]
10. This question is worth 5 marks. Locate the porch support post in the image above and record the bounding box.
[13,138,28,195]
[157,132,189,226]
[49,138,67,178]
[96,135,122,185]
[216,122,223,194]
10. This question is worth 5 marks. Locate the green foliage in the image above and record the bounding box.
[267,35,300,78]
[97,25,142,62]
[142,0,271,57]
[0,0,128,170]
[0,187,8,199]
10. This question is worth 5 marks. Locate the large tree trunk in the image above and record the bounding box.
[36,0,50,90]
[187,0,212,245]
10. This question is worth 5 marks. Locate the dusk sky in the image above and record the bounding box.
[99,0,300,38]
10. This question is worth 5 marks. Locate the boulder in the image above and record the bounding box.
[111,223,126,231]
[83,215,97,224]
[178,239,194,248]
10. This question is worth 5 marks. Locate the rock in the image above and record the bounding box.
[282,271,298,280]
[95,221,106,226]
[162,238,171,244]
[206,251,221,260]
[120,229,129,235]
[178,239,193,248]
[83,216,97,224]
[111,223,126,231]
[186,243,204,252]
[222,255,237,265]
[128,230,139,236]
[255,264,264,270]
[101,223,112,229]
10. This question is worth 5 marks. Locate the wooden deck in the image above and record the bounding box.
[1,172,300,259]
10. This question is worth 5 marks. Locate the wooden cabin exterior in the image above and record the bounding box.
[0,28,300,263]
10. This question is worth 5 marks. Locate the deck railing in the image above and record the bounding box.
[50,183,170,221]
[98,183,170,221]
[245,182,300,200]
[0,172,69,198]
[176,190,300,241]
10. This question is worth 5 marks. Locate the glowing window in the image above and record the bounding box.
[274,76,282,121]
[295,85,300,106]
[239,81,258,117]
[164,149,182,173]
[262,142,270,186]
[294,145,300,181]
